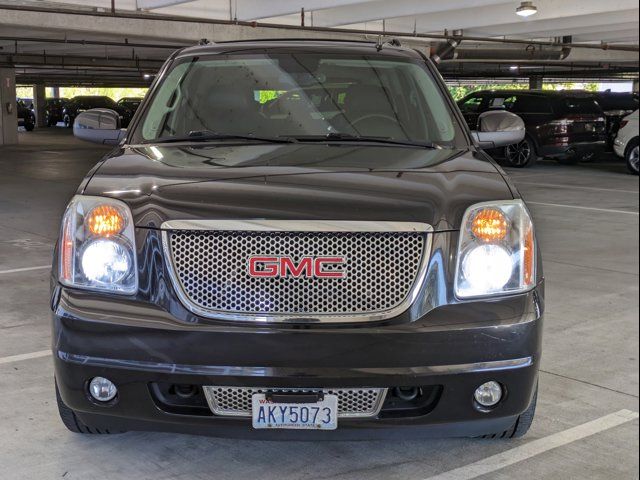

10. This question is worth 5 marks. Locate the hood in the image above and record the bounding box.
[83,143,514,231]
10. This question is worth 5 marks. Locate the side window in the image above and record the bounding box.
[513,95,553,114]
[489,96,516,111]
[460,96,484,113]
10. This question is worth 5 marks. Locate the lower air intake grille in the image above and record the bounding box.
[203,386,387,418]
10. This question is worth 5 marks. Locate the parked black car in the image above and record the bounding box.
[53,40,543,440]
[17,99,35,131]
[116,97,144,128]
[458,90,607,167]
[591,91,639,150]
[45,98,69,127]
[63,95,122,128]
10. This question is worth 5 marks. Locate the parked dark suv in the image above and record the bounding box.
[17,98,35,131]
[459,90,607,167]
[116,97,144,128]
[63,95,123,128]
[45,98,69,127]
[53,40,542,440]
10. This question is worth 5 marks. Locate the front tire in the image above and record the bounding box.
[625,138,639,175]
[482,385,537,439]
[55,381,124,434]
[504,137,536,168]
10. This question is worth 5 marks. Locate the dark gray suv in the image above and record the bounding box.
[52,40,542,440]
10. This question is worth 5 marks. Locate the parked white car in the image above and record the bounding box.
[613,110,639,175]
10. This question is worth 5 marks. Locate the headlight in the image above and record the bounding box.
[59,196,137,294]
[455,199,535,298]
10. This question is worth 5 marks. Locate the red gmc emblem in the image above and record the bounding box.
[248,256,345,278]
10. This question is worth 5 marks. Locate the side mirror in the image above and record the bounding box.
[471,110,525,149]
[73,109,125,145]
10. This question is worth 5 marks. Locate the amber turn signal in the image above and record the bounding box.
[523,225,535,285]
[471,208,508,242]
[86,205,125,237]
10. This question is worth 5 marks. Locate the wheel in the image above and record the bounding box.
[625,138,639,175]
[55,380,124,434]
[63,115,72,128]
[504,137,536,168]
[481,384,538,439]
[24,121,35,132]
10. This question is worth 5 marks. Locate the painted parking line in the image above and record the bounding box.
[423,409,639,480]
[527,202,639,216]
[0,350,51,365]
[516,181,639,195]
[0,265,50,275]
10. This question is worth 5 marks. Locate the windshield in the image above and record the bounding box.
[132,53,463,147]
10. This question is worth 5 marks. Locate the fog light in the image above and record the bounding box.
[89,377,118,402]
[474,381,503,408]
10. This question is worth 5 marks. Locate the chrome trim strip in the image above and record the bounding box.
[161,220,431,233]
[58,351,534,377]
[160,220,433,323]
[202,386,388,419]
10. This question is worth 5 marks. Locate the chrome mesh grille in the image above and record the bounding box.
[203,386,387,418]
[166,230,426,317]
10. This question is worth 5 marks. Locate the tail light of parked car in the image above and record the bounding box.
[455,200,536,299]
[547,115,606,134]
[59,196,138,294]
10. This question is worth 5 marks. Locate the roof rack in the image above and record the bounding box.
[213,38,377,45]
[376,37,402,51]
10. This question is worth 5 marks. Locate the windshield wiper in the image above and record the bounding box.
[285,133,441,149]
[145,130,297,144]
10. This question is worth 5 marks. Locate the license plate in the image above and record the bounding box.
[251,394,338,430]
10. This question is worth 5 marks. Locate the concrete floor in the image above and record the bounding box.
[0,128,638,480]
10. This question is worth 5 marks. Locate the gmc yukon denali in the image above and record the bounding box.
[52,40,543,439]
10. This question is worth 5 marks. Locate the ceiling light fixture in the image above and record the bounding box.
[516,1,538,17]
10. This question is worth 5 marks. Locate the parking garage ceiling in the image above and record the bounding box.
[0,0,638,86]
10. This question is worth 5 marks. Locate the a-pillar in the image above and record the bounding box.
[0,67,18,145]
[33,83,47,128]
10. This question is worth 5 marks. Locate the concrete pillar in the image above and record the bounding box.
[529,75,543,90]
[52,86,60,98]
[33,83,47,128]
[0,68,18,146]
[633,79,639,94]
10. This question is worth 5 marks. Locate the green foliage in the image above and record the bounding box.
[15,86,148,100]
[54,87,148,100]
[256,90,286,104]
[15,86,34,99]
[448,82,602,101]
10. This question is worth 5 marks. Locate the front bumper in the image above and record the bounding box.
[613,137,627,158]
[52,286,543,439]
